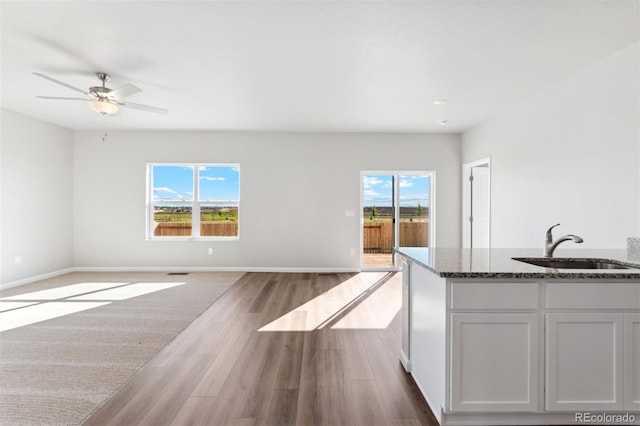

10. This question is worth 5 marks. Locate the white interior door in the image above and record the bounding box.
[471,165,490,248]
[462,159,491,248]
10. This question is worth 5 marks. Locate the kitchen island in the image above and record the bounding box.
[394,247,640,426]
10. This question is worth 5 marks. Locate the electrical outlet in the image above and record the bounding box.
[208,248,213,255]
[15,256,22,265]
[349,248,355,256]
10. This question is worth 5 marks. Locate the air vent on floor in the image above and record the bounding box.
[167,272,190,275]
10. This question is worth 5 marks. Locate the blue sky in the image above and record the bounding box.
[152,167,426,207]
[152,165,239,204]
[363,174,430,207]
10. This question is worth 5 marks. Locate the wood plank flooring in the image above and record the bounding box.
[83,272,438,426]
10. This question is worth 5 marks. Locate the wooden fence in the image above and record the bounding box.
[363,221,428,253]
[154,222,238,237]
[155,220,425,252]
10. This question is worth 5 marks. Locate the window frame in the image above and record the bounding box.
[146,163,240,241]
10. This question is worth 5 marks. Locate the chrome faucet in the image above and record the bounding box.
[544,223,584,257]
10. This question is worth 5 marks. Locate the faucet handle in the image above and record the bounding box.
[545,223,560,242]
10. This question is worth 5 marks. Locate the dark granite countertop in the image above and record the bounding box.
[393,247,640,279]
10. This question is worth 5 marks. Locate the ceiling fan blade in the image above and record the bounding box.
[33,72,89,96]
[36,96,89,101]
[109,83,141,100]
[116,100,168,114]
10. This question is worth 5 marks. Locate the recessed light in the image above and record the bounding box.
[433,99,448,105]
[439,120,449,125]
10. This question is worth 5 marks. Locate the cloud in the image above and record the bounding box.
[381,180,412,189]
[200,176,225,181]
[363,176,384,188]
[154,187,177,194]
[154,187,189,201]
[399,193,430,205]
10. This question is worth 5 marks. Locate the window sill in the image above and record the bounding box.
[147,236,239,242]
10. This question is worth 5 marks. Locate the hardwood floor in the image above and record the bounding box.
[83,272,438,426]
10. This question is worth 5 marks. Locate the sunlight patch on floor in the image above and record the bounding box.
[258,272,401,332]
[0,301,111,332]
[0,281,186,332]
[69,282,185,300]
[328,273,401,329]
[0,282,129,301]
[0,301,39,313]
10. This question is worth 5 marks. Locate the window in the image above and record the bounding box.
[147,164,240,239]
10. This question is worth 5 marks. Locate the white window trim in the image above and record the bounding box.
[146,163,240,241]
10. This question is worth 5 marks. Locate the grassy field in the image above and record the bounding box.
[363,205,428,222]
[154,206,426,223]
[154,207,238,222]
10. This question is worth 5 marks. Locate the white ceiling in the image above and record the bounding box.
[1,0,638,132]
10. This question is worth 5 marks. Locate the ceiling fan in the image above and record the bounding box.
[33,72,168,115]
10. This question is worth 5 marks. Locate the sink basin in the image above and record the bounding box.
[512,257,639,270]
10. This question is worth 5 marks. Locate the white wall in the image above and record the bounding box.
[462,43,640,249]
[73,131,461,270]
[1,109,74,285]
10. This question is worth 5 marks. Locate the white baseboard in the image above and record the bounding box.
[400,351,412,372]
[72,266,361,273]
[0,267,75,291]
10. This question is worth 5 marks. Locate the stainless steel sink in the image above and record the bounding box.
[512,257,639,270]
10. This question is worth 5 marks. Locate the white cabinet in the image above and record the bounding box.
[624,314,640,410]
[448,282,540,413]
[410,262,447,425]
[546,283,640,412]
[546,313,624,411]
[396,254,640,425]
[450,313,539,412]
[400,258,411,371]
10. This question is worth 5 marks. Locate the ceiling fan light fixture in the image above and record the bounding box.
[89,98,118,115]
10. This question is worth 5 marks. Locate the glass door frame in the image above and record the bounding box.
[360,170,436,271]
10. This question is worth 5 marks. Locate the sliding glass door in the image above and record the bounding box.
[362,174,395,268]
[397,174,430,249]
[361,172,432,269]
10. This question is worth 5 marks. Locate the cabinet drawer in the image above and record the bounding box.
[451,282,539,310]
[546,283,640,309]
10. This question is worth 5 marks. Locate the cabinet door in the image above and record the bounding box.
[450,313,539,412]
[625,314,640,410]
[546,313,624,411]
